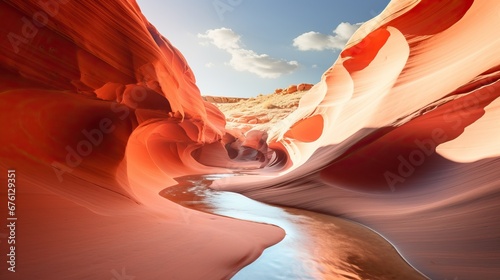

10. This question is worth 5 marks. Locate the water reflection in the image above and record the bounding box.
[160,175,428,280]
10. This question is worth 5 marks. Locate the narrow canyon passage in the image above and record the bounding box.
[1,0,499,279]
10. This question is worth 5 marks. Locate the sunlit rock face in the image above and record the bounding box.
[0,1,283,279]
[0,0,499,279]
[217,1,500,279]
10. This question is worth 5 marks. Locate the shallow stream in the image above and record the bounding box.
[161,174,427,280]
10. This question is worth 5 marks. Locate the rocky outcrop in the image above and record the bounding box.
[203,96,247,103]
[297,83,313,91]
[274,83,313,95]
[286,85,298,94]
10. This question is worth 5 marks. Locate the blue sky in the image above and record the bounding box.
[137,0,390,97]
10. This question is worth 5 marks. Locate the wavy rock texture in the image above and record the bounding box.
[215,1,500,279]
[0,0,499,279]
[0,1,283,279]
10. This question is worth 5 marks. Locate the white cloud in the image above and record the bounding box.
[198,28,298,78]
[199,28,240,50]
[293,22,363,51]
[205,62,215,68]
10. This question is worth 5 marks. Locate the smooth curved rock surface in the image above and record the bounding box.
[1,0,499,279]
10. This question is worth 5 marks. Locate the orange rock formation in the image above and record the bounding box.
[1,0,499,279]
